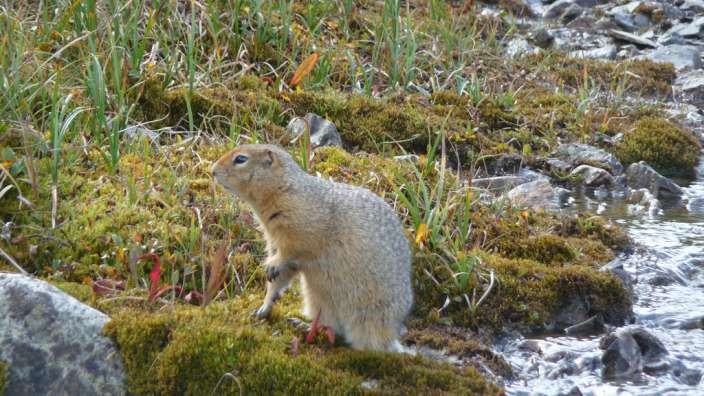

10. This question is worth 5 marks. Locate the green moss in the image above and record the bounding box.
[412,251,631,333]
[51,281,94,305]
[496,234,576,265]
[283,91,436,152]
[0,361,6,395]
[615,116,701,177]
[104,297,501,395]
[523,53,676,97]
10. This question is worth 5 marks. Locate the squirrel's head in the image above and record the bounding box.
[212,144,299,204]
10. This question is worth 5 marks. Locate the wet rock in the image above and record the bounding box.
[0,273,126,395]
[600,327,668,379]
[506,179,571,211]
[551,295,590,331]
[562,386,583,396]
[671,361,703,386]
[625,162,683,199]
[644,45,703,71]
[627,188,662,216]
[570,165,614,187]
[687,196,704,213]
[286,113,342,148]
[682,0,704,12]
[552,143,624,174]
[608,29,658,47]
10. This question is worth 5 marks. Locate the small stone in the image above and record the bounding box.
[570,165,614,187]
[644,45,703,71]
[506,179,571,211]
[560,4,584,23]
[658,32,686,45]
[286,113,342,148]
[625,162,684,199]
[529,28,555,49]
[505,37,537,58]
[608,29,658,48]
[569,44,618,60]
[601,327,667,379]
[552,143,624,174]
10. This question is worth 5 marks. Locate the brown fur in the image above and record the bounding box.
[212,144,413,352]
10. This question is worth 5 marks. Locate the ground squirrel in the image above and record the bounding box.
[212,144,413,352]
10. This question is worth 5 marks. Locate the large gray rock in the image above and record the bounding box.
[676,70,704,105]
[570,164,614,187]
[286,113,343,148]
[0,273,125,395]
[506,179,570,211]
[552,143,624,174]
[644,45,703,71]
[600,327,667,379]
[625,162,683,199]
[608,29,658,48]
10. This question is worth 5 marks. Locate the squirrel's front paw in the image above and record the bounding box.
[266,265,280,282]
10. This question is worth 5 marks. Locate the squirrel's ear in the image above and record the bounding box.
[264,149,275,167]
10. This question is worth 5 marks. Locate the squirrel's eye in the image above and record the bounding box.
[233,155,248,165]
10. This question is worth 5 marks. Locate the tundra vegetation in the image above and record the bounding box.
[0,0,697,394]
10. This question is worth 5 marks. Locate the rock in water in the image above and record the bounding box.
[0,273,125,395]
[552,143,624,174]
[600,327,668,379]
[570,165,614,187]
[506,179,571,211]
[286,113,343,148]
[625,162,683,199]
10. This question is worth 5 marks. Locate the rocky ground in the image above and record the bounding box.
[0,1,702,395]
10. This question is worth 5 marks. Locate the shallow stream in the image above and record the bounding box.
[500,157,704,395]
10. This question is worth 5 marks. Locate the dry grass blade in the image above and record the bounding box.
[204,238,229,306]
[289,52,319,87]
[0,246,28,275]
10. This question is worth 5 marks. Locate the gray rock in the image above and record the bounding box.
[570,44,618,60]
[625,162,683,199]
[667,16,704,38]
[687,196,704,213]
[544,0,575,18]
[472,169,545,192]
[608,29,658,48]
[600,327,668,379]
[682,0,704,12]
[559,4,583,23]
[570,164,614,186]
[676,69,704,105]
[506,179,570,211]
[611,13,638,32]
[0,273,126,395]
[575,0,604,6]
[286,113,342,148]
[529,28,555,49]
[658,33,687,46]
[552,143,624,174]
[547,158,573,173]
[644,45,703,71]
[505,38,537,58]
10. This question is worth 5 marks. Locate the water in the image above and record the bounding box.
[500,158,704,395]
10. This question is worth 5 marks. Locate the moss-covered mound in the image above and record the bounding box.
[615,117,701,178]
[104,298,502,395]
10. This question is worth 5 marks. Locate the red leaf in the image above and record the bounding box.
[290,336,300,356]
[92,279,125,297]
[305,309,322,344]
[150,285,183,301]
[324,326,335,348]
[139,253,162,302]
